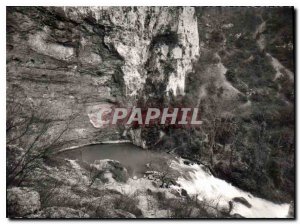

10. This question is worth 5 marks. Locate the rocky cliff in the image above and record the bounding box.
[7,7,294,203]
[7,6,200,149]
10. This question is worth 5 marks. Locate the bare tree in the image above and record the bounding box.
[200,92,238,166]
[6,95,77,187]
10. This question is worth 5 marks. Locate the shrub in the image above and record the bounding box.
[113,194,143,217]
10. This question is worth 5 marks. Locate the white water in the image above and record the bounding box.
[60,144,290,218]
[171,158,290,218]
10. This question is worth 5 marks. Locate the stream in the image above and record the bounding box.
[59,143,290,218]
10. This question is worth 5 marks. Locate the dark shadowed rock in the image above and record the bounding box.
[183,160,192,165]
[232,213,244,218]
[181,188,188,197]
[232,197,252,208]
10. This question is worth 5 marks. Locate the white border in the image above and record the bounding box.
[1,1,298,223]
[1,0,298,6]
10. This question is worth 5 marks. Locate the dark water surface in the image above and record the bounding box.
[59,143,172,177]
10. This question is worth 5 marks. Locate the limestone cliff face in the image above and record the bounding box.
[61,6,200,97]
[6,6,295,203]
[6,6,200,149]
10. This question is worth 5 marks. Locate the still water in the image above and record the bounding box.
[59,143,290,218]
[59,143,172,177]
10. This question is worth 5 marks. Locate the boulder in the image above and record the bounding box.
[91,159,129,183]
[183,160,192,165]
[181,188,188,197]
[189,207,202,218]
[232,197,252,208]
[144,170,161,180]
[92,194,140,218]
[7,187,41,217]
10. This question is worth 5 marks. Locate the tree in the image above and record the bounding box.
[6,92,77,187]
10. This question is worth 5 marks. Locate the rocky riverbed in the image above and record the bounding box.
[7,143,292,218]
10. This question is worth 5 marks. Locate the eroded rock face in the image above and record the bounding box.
[7,187,41,217]
[64,6,200,97]
[128,128,147,148]
[7,6,200,149]
[7,7,124,150]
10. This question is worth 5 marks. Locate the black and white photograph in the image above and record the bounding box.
[4,3,296,220]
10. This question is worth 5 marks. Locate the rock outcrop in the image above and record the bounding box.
[7,6,200,150]
[7,187,41,217]
[232,197,252,208]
